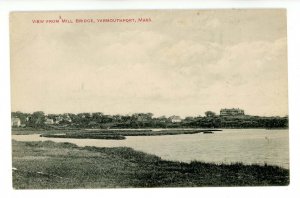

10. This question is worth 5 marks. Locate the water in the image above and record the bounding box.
[12,129,289,169]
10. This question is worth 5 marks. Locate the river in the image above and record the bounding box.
[12,129,289,169]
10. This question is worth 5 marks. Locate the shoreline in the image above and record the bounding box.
[12,140,289,188]
[39,129,222,140]
[12,129,223,138]
[12,127,287,136]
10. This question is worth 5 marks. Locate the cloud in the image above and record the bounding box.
[11,10,288,116]
[194,38,288,115]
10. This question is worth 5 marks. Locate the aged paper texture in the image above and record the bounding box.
[10,10,289,189]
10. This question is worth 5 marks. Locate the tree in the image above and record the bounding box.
[92,112,104,123]
[205,111,216,117]
[28,111,46,128]
[11,111,28,124]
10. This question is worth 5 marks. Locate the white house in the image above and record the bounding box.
[169,115,182,123]
[220,108,245,117]
[11,118,21,127]
[44,118,54,125]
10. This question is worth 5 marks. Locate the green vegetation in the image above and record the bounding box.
[11,111,288,130]
[14,129,221,139]
[40,133,126,140]
[12,140,289,189]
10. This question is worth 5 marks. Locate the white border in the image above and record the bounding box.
[1,1,300,198]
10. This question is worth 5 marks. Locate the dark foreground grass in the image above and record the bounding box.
[12,140,289,189]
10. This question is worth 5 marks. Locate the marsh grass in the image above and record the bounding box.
[40,133,126,140]
[12,140,289,189]
[13,129,220,137]
[35,129,221,139]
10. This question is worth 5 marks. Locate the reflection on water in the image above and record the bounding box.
[12,129,289,169]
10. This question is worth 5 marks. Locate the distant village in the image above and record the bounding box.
[11,108,288,129]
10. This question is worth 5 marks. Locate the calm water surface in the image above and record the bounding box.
[12,129,289,169]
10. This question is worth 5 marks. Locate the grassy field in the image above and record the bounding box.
[12,140,289,189]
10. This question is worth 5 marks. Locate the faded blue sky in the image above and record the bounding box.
[11,10,288,117]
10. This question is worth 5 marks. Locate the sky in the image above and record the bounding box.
[10,10,288,117]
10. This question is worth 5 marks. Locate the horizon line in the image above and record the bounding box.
[11,110,289,118]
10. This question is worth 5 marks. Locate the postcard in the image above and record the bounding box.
[10,10,289,189]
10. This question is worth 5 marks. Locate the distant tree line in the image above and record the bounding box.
[11,111,288,129]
